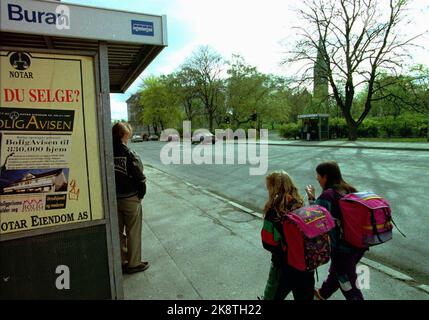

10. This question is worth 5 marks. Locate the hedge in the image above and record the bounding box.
[281,114,428,139]
[279,123,300,139]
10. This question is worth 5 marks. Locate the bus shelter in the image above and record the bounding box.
[0,0,167,299]
[298,114,329,141]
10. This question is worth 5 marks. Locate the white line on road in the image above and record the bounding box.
[417,285,429,294]
[360,258,414,281]
[227,201,255,214]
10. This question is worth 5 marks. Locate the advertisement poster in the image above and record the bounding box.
[0,51,103,235]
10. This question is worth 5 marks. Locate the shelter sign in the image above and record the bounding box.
[0,51,103,235]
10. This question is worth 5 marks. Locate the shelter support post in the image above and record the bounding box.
[98,42,124,299]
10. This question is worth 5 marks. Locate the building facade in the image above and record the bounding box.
[126,93,153,136]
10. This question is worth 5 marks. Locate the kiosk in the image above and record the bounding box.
[0,0,167,299]
[298,114,329,141]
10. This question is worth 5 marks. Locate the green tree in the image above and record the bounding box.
[225,55,271,130]
[288,88,313,121]
[138,76,181,134]
[169,68,203,123]
[182,46,224,132]
[371,66,429,117]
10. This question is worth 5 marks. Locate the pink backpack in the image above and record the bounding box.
[339,192,393,248]
[282,205,335,271]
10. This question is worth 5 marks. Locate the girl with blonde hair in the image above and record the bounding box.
[260,171,315,300]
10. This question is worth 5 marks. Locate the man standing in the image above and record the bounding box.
[112,122,149,274]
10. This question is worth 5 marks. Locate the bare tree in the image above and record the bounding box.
[287,0,420,140]
[183,46,224,132]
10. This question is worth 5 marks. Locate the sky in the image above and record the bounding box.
[65,0,429,120]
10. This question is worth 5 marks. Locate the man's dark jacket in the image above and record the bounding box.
[113,139,146,199]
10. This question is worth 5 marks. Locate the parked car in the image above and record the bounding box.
[160,133,180,142]
[192,132,217,144]
[148,135,159,141]
[131,134,143,143]
[167,134,180,142]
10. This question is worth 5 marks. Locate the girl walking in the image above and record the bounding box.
[261,171,315,300]
[306,161,367,300]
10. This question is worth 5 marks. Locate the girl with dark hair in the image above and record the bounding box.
[306,161,366,300]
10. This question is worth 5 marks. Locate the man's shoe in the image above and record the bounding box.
[126,262,150,274]
[121,263,128,274]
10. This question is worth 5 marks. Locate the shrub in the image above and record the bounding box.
[329,118,349,138]
[279,123,300,139]
[393,114,426,138]
[418,125,428,138]
[358,118,379,138]
[378,116,395,138]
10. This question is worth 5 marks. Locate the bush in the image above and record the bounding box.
[379,116,395,138]
[418,125,428,138]
[358,118,379,138]
[329,118,349,138]
[279,123,300,139]
[284,114,427,140]
[395,114,427,138]
[356,114,426,138]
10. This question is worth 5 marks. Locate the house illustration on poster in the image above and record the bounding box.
[3,169,68,194]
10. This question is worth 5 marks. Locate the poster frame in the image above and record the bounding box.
[0,45,123,299]
[0,46,106,242]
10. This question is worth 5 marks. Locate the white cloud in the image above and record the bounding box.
[172,0,300,75]
[110,98,128,121]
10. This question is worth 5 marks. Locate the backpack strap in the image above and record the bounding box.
[391,217,406,238]
[370,210,384,244]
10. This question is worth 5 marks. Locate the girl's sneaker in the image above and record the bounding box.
[314,289,325,300]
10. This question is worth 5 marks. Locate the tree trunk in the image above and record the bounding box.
[348,122,358,141]
[208,112,214,133]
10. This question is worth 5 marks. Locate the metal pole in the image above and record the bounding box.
[98,42,124,299]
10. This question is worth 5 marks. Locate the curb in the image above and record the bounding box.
[267,142,429,152]
[192,140,429,152]
[360,258,414,281]
[417,285,429,294]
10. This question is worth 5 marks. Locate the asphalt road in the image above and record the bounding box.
[132,141,429,284]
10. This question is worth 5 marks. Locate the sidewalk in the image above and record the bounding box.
[123,167,429,300]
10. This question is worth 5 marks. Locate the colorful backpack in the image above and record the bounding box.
[338,192,394,248]
[282,205,335,272]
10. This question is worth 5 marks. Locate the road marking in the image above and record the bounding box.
[417,285,429,294]
[360,258,414,281]
[227,201,254,214]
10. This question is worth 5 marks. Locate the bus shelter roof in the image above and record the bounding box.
[0,0,168,93]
